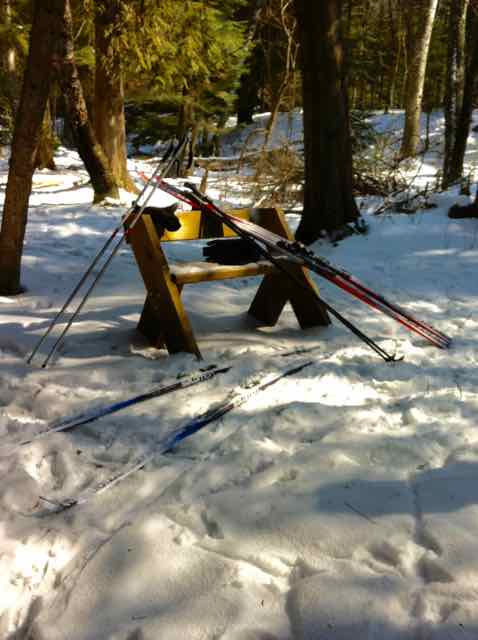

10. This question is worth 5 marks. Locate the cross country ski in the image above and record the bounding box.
[19,365,230,446]
[32,358,313,515]
[17,345,323,450]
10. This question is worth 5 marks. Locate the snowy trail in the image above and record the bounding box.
[2,113,478,638]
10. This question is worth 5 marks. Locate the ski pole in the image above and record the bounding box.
[27,137,185,365]
[36,136,188,368]
[232,213,448,349]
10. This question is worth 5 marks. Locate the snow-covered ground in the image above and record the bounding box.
[1,112,478,639]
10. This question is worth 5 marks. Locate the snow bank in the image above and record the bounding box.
[0,113,478,638]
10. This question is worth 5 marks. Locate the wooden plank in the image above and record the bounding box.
[137,295,165,348]
[171,260,274,285]
[160,211,203,241]
[128,215,201,358]
[286,266,331,328]
[247,207,330,328]
[127,205,329,358]
[199,209,224,238]
[248,272,288,325]
[252,208,295,240]
[160,209,253,241]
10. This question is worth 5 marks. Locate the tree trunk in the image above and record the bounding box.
[59,0,119,202]
[443,0,470,187]
[293,0,359,242]
[237,50,264,125]
[94,0,137,193]
[399,0,438,158]
[386,0,402,111]
[0,0,64,295]
[174,88,195,177]
[448,15,478,185]
[261,0,298,152]
[235,0,265,125]
[35,98,57,170]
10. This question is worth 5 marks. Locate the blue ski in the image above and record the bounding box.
[35,359,313,514]
[20,366,230,446]
[20,346,323,448]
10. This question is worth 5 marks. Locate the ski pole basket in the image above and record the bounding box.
[125,207,330,358]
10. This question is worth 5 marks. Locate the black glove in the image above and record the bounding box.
[203,238,263,265]
[134,203,181,232]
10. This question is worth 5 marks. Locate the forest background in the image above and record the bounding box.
[0,0,476,294]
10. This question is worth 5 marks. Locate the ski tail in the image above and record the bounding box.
[336,272,450,347]
[308,264,450,349]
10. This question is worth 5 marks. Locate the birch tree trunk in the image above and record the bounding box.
[0,0,64,295]
[399,0,438,158]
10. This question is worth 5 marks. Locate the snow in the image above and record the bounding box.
[1,111,478,639]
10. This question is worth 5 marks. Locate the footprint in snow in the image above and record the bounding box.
[417,555,454,584]
[201,509,224,539]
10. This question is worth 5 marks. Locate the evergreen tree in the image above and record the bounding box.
[0,0,29,142]
[235,0,265,125]
[119,0,248,138]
